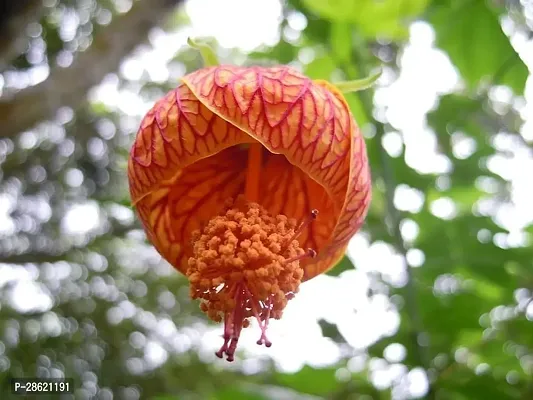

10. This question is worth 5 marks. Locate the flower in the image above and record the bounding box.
[128,64,371,362]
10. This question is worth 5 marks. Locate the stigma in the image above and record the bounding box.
[186,195,318,362]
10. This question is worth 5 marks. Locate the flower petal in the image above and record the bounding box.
[304,128,372,280]
[130,66,371,279]
[128,82,250,205]
[182,66,371,278]
[259,154,336,262]
[134,146,247,273]
[304,80,372,279]
[135,148,339,275]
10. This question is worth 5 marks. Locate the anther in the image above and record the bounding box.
[284,248,317,264]
[285,209,319,251]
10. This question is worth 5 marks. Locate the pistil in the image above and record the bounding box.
[244,143,263,203]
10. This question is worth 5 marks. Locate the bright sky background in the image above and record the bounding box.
[1,0,532,397]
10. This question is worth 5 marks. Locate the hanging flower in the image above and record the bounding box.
[128,40,376,362]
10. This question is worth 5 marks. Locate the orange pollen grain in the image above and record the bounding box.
[186,195,317,362]
[244,143,263,203]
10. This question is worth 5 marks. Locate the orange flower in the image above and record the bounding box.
[128,64,372,361]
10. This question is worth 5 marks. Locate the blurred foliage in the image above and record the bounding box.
[1,0,533,399]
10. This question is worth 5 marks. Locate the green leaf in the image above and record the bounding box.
[437,366,524,400]
[411,213,528,287]
[318,319,344,342]
[214,387,270,400]
[430,1,529,94]
[301,0,429,39]
[274,366,339,395]
[425,186,485,215]
[427,94,506,193]
[329,22,352,63]
[248,40,298,64]
[304,55,338,81]
[427,94,481,137]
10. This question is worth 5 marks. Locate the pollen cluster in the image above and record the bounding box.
[186,195,312,361]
